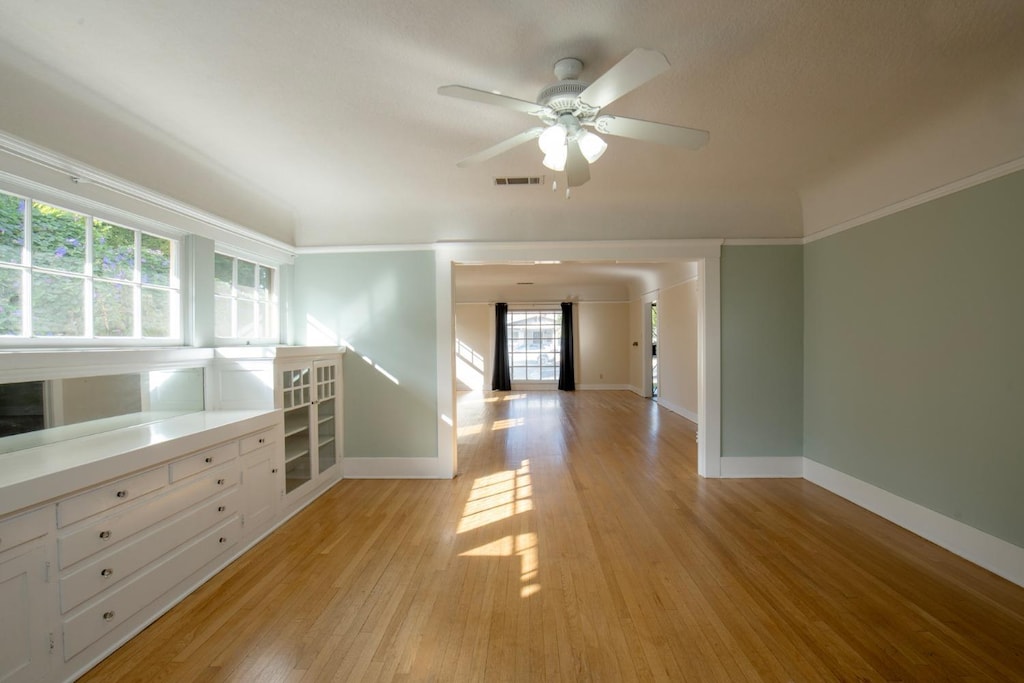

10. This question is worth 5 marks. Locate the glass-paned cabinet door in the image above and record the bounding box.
[314,361,338,473]
[283,403,311,493]
[281,365,313,493]
[317,398,336,473]
[315,362,336,401]
[281,367,311,410]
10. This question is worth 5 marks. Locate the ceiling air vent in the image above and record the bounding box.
[494,176,544,186]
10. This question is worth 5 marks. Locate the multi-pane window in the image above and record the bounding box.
[508,310,561,381]
[0,191,178,340]
[214,253,276,340]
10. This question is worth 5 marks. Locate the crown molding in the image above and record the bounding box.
[0,131,295,260]
[722,238,803,246]
[803,155,1024,245]
[295,243,436,254]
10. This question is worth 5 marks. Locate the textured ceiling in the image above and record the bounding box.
[1,1,1023,248]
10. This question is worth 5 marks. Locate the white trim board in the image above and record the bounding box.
[720,456,803,478]
[577,384,631,391]
[656,398,698,424]
[343,457,448,479]
[803,459,1024,589]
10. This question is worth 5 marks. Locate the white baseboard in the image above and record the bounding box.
[720,456,803,478]
[577,383,631,390]
[803,459,1024,588]
[656,398,698,424]
[343,456,446,479]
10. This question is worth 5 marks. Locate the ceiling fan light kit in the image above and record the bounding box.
[439,48,709,192]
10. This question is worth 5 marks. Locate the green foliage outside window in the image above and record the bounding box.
[0,190,176,339]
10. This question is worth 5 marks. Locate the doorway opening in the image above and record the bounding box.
[438,243,722,479]
[650,301,658,400]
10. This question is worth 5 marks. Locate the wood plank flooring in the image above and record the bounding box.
[81,390,1024,681]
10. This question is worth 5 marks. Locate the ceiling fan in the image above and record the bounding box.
[438,48,709,192]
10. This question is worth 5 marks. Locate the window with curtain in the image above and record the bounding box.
[0,190,179,342]
[507,309,561,381]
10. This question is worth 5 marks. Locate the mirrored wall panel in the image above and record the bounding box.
[0,367,205,454]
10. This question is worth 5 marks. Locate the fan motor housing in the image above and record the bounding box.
[537,80,588,113]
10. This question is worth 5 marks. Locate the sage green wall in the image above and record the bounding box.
[721,245,804,458]
[804,169,1024,548]
[291,251,437,459]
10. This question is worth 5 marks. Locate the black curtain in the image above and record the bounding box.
[558,302,576,391]
[491,303,511,391]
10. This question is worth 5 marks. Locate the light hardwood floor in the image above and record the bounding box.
[82,390,1024,681]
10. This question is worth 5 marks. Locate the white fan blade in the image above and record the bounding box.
[594,115,709,150]
[456,127,545,167]
[438,85,548,116]
[565,139,590,187]
[577,48,670,110]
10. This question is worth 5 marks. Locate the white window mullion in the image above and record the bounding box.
[133,229,142,337]
[231,257,239,338]
[83,216,94,337]
[22,200,32,337]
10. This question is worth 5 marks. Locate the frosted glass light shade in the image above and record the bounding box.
[542,147,567,171]
[538,125,567,155]
[577,130,607,163]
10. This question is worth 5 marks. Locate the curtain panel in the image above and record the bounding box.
[558,301,576,391]
[491,302,512,391]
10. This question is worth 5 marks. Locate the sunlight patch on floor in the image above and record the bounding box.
[457,460,540,598]
[491,417,525,431]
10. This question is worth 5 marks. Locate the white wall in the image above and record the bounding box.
[657,278,699,422]
[577,302,630,388]
[454,303,490,391]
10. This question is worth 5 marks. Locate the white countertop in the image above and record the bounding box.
[0,410,279,519]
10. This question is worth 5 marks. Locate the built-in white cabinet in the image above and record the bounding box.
[280,359,339,498]
[0,412,292,683]
[240,428,278,532]
[216,347,343,509]
[0,346,343,683]
[0,509,53,683]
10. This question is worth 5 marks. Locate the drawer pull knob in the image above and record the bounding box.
[258,438,265,444]
[217,505,226,512]
[116,489,128,498]
[101,568,113,578]
[217,478,226,485]
[103,610,116,622]
[219,536,227,544]
[99,530,112,540]
[271,468,278,474]
[205,457,213,463]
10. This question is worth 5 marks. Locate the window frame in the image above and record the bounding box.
[507,307,561,384]
[0,190,182,347]
[212,250,280,345]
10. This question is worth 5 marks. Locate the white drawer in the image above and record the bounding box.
[58,467,167,528]
[60,488,240,613]
[0,507,50,557]
[240,428,276,454]
[170,441,238,483]
[63,515,242,660]
[59,461,241,569]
